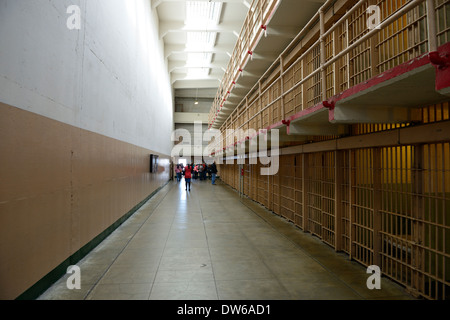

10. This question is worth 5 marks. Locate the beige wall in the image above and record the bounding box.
[0,102,171,299]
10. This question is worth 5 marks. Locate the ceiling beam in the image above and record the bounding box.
[172,78,222,89]
[160,21,243,39]
[169,60,230,72]
[165,44,232,59]
[171,73,222,84]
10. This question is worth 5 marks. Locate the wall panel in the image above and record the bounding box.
[0,103,170,299]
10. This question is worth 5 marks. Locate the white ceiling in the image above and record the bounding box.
[153,0,326,124]
[154,0,247,91]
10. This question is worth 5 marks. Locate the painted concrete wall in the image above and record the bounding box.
[0,0,174,299]
[0,0,173,155]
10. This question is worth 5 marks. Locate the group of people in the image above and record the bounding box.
[175,162,218,191]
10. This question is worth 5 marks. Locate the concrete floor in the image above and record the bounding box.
[38,178,414,300]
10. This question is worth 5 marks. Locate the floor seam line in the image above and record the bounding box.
[82,182,176,300]
[233,196,297,300]
[146,182,179,300]
[197,182,221,301]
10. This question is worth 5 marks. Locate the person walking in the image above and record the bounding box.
[210,162,218,185]
[175,165,181,182]
[193,164,198,180]
[201,163,207,181]
[184,164,192,191]
[198,164,204,181]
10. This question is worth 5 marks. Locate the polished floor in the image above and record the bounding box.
[38,178,414,300]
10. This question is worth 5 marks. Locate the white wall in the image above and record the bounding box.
[0,0,174,155]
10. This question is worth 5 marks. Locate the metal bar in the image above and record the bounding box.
[373,147,382,267]
[322,0,368,39]
[260,0,425,120]
[280,56,285,120]
[335,150,344,251]
[325,0,424,74]
[320,8,327,101]
[213,0,427,130]
[426,0,437,51]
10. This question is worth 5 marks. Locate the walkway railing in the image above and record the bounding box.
[208,0,280,129]
[208,0,449,152]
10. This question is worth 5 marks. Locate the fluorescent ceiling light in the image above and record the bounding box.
[187,68,210,79]
[186,1,223,28]
[186,32,217,50]
[187,52,213,66]
[185,1,223,79]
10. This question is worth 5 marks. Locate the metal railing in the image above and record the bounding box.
[208,0,280,128]
[209,0,449,155]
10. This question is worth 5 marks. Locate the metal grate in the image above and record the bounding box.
[305,152,336,246]
[294,155,304,229]
[376,0,428,73]
[341,150,352,254]
[378,143,450,299]
[348,2,373,86]
[380,145,416,290]
[279,155,296,222]
[351,148,375,266]
[436,0,450,45]
[283,61,303,118]
[305,44,322,107]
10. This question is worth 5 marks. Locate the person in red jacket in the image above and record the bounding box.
[184,164,192,191]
